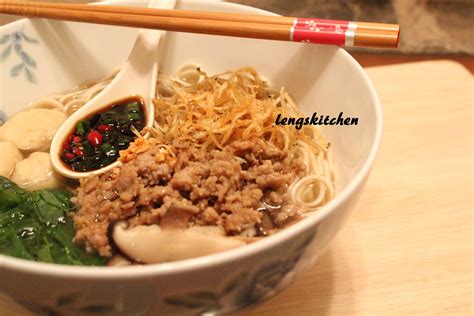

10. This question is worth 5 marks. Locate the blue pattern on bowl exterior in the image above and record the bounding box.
[0,1,382,315]
[0,28,39,83]
[162,228,317,315]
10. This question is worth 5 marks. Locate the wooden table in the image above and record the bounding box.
[238,61,473,315]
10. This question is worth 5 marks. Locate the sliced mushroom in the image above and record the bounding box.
[113,223,245,264]
[159,203,198,230]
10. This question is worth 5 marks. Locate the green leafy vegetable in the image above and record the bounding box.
[0,177,28,212]
[0,227,35,260]
[0,176,105,266]
[32,190,69,227]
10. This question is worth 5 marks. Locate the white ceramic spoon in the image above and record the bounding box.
[50,0,176,179]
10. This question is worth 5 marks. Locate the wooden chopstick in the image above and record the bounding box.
[0,1,400,49]
[8,1,400,33]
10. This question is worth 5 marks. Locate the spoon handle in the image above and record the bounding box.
[138,0,177,51]
[49,0,177,179]
[123,0,176,114]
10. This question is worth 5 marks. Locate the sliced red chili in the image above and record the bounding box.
[98,124,113,132]
[72,147,84,156]
[87,130,103,147]
[66,134,74,143]
[64,152,75,160]
[72,136,82,144]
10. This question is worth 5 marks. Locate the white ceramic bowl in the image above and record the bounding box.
[0,1,382,315]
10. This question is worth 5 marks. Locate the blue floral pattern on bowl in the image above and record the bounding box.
[0,28,38,84]
[14,292,117,316]
[164,228,317,314]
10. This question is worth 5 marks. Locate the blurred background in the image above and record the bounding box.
[1,0,473,72]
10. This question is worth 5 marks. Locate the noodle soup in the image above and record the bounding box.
[0,67,336,266]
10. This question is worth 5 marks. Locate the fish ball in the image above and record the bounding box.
[11,152,63,191]
[0,109,66,152]
[0,141,23,178]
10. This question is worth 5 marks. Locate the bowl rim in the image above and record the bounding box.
[0,0,383,279]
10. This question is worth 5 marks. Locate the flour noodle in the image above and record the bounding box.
[29,70,118,116]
